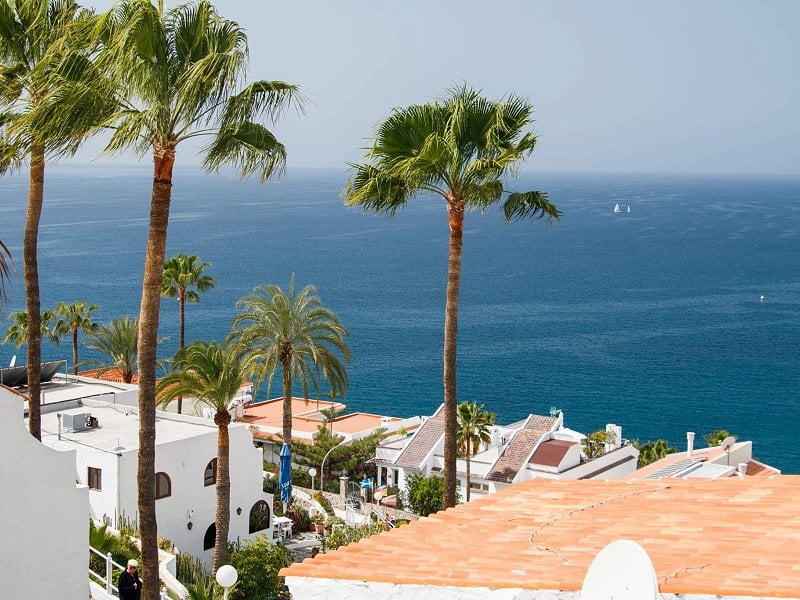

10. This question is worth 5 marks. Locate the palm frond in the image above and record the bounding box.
[502,190,561,222]
[201,121,286,182]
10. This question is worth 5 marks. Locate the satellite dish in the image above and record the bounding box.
[580,540,658,600]
[720,436,736,451]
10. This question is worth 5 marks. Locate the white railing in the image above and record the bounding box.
[89,546,125,596]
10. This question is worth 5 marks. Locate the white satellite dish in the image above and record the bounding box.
[720,435,736,451]
[580,539,658,600]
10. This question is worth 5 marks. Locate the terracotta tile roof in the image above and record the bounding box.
[282,476,799,597]
[394,406,444,469]
[78,367,138,384]
[746,459,782,477]
[486,415,557,482]
[530,439,576,468]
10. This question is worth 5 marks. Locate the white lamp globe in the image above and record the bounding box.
[215,564,238,589]
[308,468,317,477]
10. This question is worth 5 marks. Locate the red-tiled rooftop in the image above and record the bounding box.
[486,415,558,482]
[78,367,138,384]
[282,476,799,597]
[394,406,444,469]
[530,439,576,467]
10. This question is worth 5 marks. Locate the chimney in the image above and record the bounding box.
[737,463,748,478]
[687,432,695,456]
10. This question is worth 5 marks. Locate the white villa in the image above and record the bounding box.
[22,373,273,563]
[1,385,89,598]
[375,406,639,498]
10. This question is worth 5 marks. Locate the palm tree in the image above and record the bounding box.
[52,300,99,374]
[162,253,216,414]
[344,86,560,507]
[0,0,102,440]
[456,401,494,501]
[230,277,350,446]
[82,316,138,383]
[0,239,11,302]
[637,439,678,468]
[96,2,300,587]
[156,340,250,570]
[3,309,59,347]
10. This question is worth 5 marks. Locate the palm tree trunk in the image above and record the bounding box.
[72,325,79,375]
[137,146,175,600]
[178,289,185,414]
[443,200,465,509]
[213,412,231,571]
[24,143,45,440]
[282,359,293,447]
[465,436,471,502]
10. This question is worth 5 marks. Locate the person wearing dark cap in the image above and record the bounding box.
[118,558,142,600]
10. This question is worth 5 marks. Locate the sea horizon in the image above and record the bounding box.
[2,166,799,472]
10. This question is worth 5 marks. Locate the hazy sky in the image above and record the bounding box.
[82,0,800,174]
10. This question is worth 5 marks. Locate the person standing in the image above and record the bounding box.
[118,558,142,600]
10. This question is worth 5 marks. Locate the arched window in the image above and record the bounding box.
[203,523,216,551]
[249,500,271,533]
[155,472,171,500]
[204,458,217,487]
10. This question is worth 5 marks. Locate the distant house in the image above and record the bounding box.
[375,406,638,497]
[281,475,800,599]
[1,385,89,598]
[24,374,273,563]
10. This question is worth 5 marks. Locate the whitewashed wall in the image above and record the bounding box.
[0,389,90,598]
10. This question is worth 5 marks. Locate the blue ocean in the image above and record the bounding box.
[2,166,799,472]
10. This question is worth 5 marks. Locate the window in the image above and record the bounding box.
[204,458,217,487]
[470,482,489,492]
[155,472,171,500]
[88,467,102,491]
[249,500,271,533]
[203,523,216,551]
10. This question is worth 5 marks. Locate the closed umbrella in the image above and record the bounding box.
[279,443,292,504]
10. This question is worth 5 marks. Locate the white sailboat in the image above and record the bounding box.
[613,203,621,213]
[626,205,631,213]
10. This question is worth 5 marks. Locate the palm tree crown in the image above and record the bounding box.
[344,85,559,507]
[156,340,249,570]
[456,401,495,502]
[161,253,216,348]
[230,276,350,446]
[82,316,138,383]
[53,300,99,374]
[3,308,58,347]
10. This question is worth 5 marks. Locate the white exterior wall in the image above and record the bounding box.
[0,390,89,599]
[522,445,639,482]
[77,448,121,524]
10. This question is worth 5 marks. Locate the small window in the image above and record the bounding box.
[249,500,271,533]
[203,523,216,551]
[155,472,171,499]
[88,467,102,491]
[204,458,217,487]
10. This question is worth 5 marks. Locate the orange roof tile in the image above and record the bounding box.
[394,406,444,469]
[530,439,576,468]
[282,476,799,597]
[78,367,138,384]
[486,415,557,482]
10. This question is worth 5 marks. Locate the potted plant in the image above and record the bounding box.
[311,513,326,534]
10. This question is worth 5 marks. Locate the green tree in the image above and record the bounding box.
[404,472,448,517]
[3,308,58,347]
[0,239,11,302]
[161,253,216,413]
[344,86,559,507]
[227,535,292,600]
[583,429,615,459]
[704,429,733,447]
[456,401,494,501]
[230,276,350,446]
[0,0,102,439]
[82,316,138,383]
[156,340,250,570]
[53,300,99,374]
[637,439,678,468]
[96,2,299,589]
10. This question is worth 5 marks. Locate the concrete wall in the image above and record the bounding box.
[0,389,89,598]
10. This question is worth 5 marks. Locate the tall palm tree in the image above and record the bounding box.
[156,340,249,570]
[456,401,494,502]
[230,277,350,446]
[3,308,59,356]
[162,253,215,414]
[82,316,138,383]
[96,2,299,587]
[52,300,99,374]
[0,0,101,439]
[344,86,560,507]
[0,239,11,302]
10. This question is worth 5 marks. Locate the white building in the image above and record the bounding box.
[1,385,90,598]
[375,406,639,498]
[32,374,273,563]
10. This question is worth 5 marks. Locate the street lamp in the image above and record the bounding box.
[308,467,317,491]
[216,564,238,600]
[320,438,350,493]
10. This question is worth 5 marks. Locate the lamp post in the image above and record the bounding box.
[216,564,238,600]
[320,438,350,493]
[308,467,317,491]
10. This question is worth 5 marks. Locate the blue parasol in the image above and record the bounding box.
[279,443,292,504]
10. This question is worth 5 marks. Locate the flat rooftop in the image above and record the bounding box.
[283,476,799,597]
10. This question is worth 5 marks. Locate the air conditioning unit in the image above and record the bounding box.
[62,413,91,432]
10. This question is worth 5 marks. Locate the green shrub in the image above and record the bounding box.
[175,552,212,589]
[228,535,292,600]
[403,473,449,517]
[313,491,335,516]
[263,476,278,494]
[285,502,312,533]
[326,522,387,551]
